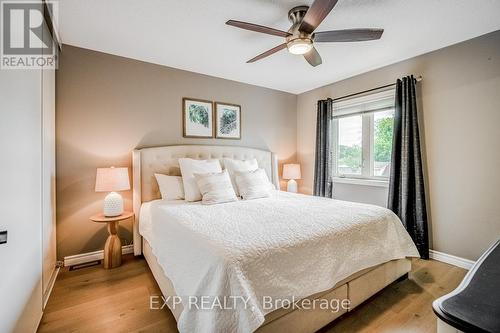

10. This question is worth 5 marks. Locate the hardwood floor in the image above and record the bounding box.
[320,259,466,333]
[38,256,466,333]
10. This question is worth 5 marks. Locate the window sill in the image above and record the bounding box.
[333,177,389,188]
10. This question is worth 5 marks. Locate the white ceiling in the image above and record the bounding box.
[58,0,500,94]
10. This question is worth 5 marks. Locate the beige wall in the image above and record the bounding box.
[58,30,500,262]
[297,30,500,261]
[56,45,297,259]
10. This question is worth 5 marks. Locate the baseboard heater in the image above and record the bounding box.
[63,244,134,267]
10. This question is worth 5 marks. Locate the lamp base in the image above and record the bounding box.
[103,192,123,217]
[287,179,298,193]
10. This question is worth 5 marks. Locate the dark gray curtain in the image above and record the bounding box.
[313,99,333,197]
[388,76,429,259]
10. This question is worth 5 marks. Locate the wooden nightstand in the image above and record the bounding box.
[90,211,134,269]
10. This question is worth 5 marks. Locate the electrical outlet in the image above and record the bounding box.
[0,230,7,244]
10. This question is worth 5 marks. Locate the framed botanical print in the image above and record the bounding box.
[215,102,241,139]
[183,98,214,138]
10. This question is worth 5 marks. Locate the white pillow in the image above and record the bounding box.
[223,158,259,195]
[194,170,238,205]
[178,158,222,202]
[154,174,185,200]
[234,168,274,200]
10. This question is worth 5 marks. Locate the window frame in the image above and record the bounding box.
[331,88,395,182]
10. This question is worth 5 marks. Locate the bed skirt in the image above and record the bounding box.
[142,239,411,333]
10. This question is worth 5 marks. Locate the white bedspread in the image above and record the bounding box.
[145,191,419,333]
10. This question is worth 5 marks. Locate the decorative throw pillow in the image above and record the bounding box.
[178,158,222,202]
[194,170,238,205]
[234,168,274,200]
[154,174,184,200]
[223,158,259,195]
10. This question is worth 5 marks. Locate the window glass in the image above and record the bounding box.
[373,110,394,177]
[337,115,362,175]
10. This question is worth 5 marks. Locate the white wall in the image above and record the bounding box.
[332,183,388,207]
[297,30,500,261]
[0,69,44,332]
[0,11,57,332]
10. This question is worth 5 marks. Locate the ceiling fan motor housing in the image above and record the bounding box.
[287,6,313,51]
[288,6,309,27]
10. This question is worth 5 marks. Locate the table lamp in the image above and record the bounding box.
[95,167,130,217]
[283,164,301,193]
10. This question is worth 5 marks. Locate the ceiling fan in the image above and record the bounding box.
[226,0,383,67]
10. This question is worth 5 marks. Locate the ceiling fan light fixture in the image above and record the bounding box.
[227,1,384,66]
[287,38,313,55]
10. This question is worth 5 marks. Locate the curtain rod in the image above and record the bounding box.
[331,75,423,103]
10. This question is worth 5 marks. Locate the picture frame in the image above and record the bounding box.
[182,98,214,138]
[214,102,241,140]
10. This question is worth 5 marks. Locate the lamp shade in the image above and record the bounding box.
[95,167,130,192]
[283,164,301,180]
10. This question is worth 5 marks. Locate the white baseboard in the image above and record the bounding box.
[64,244,134,267]
[429,249,475,270]
[43,266,60,308]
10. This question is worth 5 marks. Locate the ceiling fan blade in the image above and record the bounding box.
[226,20,291,38]
[299,0,339,34]
[303,47,322,67]
[247,43,288,63]
[314,29,384,42]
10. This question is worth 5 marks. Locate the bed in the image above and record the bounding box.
[132,145,419,333]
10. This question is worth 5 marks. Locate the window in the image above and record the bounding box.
[332,88,395,181]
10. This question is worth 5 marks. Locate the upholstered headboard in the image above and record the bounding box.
[132,145,279,255]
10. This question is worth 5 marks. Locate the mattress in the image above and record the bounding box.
[139,199,190,245]
[139,191,419,333]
